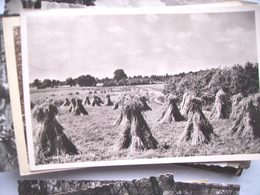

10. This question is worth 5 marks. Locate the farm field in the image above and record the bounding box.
[22,8,260,167]
[29,84,260,165]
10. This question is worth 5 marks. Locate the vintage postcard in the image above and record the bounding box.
[3,16,252,175]
[3,0,249,15]
[3,17,33,174]
[18,174,240,195]
[20,5,260,171]
[3,17,79,175]
[0,17,18,172]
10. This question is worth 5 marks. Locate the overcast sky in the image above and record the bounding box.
[26,11,257,82]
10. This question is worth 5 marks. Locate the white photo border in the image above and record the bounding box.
[20,5,260,171]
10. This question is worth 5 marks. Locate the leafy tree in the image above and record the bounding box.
[66,77,76,87]
[82,0,96,6]
[229,64,245,95]
[77,75,96,87]
[207,69,230,94]
[113,69,127,83]
[39,79,52,88]
[243,62,259,95]
[164,62,259,106]
[117,78,129,86]
[32,79,41,89]
[51,79,60,87]
[103,80,117,87]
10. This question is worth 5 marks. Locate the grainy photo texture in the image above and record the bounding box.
[22,9,260,167]
[10,20,251,175]
[18,174,240,195]
[0,18,18,172]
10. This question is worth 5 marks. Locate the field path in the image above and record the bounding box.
[136,84,164,105]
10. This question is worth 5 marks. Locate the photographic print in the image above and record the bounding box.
[21,6,260,170]
[18,174,240,195]
[3,16,81,175]
[3,0,243,14]
[0,17,18,172]
[4,17,251,175]
[40,0,240,9]
[3,17,32,174]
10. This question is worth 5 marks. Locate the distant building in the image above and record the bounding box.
[96,83,104,87]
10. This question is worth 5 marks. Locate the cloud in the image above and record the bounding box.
[142,27,155,36]
[145,14,160,23]
[126,47,143,55]
[26,11,257,82]
[176,32,192,39]
[112,42,125,48]
[226,27,247,37]
[106,26,127,34]
[190,13,212,23]
[152,47,164,53]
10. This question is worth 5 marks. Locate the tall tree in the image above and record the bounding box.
[113,69,127,83]
[66,77,76,87]
[51,79,59,87]
[77,75,96,87]
[41,79,52,88]
[32,79,41,89]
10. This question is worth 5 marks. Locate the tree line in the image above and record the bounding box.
[31,68,168,89]
[31,62,259,101]
[164,62,259,104]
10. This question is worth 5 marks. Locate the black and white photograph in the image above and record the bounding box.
[18,174,240,195]
[3,0,247,15]
[2,16,33,175]
[2,16,252,176]
[0,17,18,172]
[21,7,260,169]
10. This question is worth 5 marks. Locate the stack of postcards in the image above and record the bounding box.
[0,0,259,194]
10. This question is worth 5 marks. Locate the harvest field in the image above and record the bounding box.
[30,84,260,165]
[22,9,260,166]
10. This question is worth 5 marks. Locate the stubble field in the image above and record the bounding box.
[29,84,260,165]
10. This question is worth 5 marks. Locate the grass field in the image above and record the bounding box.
[29,84,260,165]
